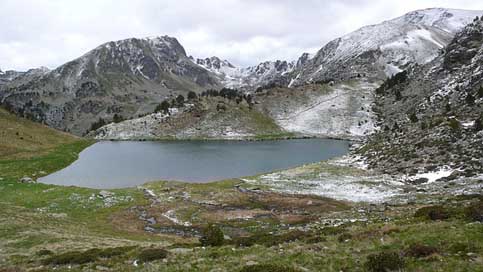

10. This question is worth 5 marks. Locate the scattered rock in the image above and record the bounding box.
[246,261,258,266]
[170,248,193,254]
[98,190,114,198]
[408,178,428,185]
[146,217,157,225]
[19,176,35,183]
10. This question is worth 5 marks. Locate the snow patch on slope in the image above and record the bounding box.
[244,158,404,203]
[274,81,378,139]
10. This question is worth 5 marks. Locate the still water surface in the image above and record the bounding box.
[39,139,349,189]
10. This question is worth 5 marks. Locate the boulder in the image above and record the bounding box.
[407,178,428,185]
[19,176,35,183]
[98,190,114,198]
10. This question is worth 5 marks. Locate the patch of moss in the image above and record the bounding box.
[35,249,54,256]
[414,206,450,220]
[200,224,225,247]
[448,242,478,255]
[337,233,352,243]
[318,226,347,236]
[42,250,98,265]
[405,243,438,258]
[239,264,301,272]
[137,248,168,262]
[364,251,404,272]
[41,246,135,266]
[464,200,483,222]
[231,230,316,247]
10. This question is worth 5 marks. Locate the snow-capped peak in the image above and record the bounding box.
[288,8,483,86]
[394,8,481,33]
[194,57,296,89]
[196,57,236,72]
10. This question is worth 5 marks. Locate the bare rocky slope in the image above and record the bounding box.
[358,16,483,179]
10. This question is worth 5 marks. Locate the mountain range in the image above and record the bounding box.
[0,8,482,137]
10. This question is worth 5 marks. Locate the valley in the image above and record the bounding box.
[0,7,482,272]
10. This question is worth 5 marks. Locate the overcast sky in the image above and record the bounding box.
[1,0,483,71]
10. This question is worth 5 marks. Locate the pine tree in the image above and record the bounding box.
[448,118,460,132]
[409,112,418,123]
[176,95,185,106]
[421,122,427,130]
[155,100,170,114]
[445,102,451,112]
[113,114,124,123]
[187,91,197,100]
[466,94,475,105]
[478,86,483,98]
[475,117,483,131]
[89,118,106,131]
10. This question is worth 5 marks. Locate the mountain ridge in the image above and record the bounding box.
[1,7,481,137]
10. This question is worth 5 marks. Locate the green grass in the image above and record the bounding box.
[0,108,80,159]
[0,140,93,180]
[1,107,482,271]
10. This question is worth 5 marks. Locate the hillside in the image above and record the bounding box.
[287,8,482,86]
[80,8,482,141]
[90,96,288,140]
[358,16,483,179]
[0,36,221,136]
[1,9,481,141]
[89,79,379,140]
[1,109,481,271]
[0,107,82,159]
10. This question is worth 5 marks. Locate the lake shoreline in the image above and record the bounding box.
[39,139,351,189]
[87,133,364,143]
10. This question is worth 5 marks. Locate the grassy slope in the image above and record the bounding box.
[0,108,80,159]
[0,108,482,271]
[0,109,159,267]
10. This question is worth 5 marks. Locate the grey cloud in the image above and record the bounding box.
[1,0,482,70]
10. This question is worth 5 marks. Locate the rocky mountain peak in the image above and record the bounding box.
[397,8,480,32]
[250,60,294,75]
[195,56,236,71]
